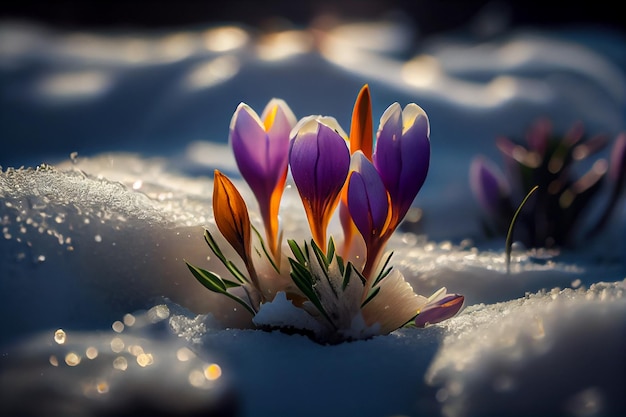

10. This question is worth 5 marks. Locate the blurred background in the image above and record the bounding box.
[1,0,624,200]
[2,0,622,35]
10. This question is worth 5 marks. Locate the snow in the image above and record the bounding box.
[1,14,625,417]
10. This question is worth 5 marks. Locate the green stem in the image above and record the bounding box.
[506,185,539,274]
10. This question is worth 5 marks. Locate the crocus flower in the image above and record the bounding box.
[229,99,297,256]
[347,152,390,281]
[414,291,464,328]
[340,84,374,256]
[289,117,351,248]
[212,169,259,289]
[373,102,430,231]
[469,156,511,217]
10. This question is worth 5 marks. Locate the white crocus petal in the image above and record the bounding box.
[290,116,319,138]
[290,115,348,140]
[379,102,401,128]
[362,268,429,334]
[427,287,448,304]
[402,103,429,135]
[230,102,264,130]
[262,98,297,128]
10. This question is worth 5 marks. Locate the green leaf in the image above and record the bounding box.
[204,229,249,284]
[373,251,394,286]
[251,224,280,273]
[361,286,380,308]
[311,239,329,272]
[222,277,243,289]
[326,237,336,264]
[341,262,354,290]
[225,260,248,284]
[204,230,227,263]
[336,255,345,276]
[288,239,307,266]
[185,260,256,315]
[287,258,335,328]
[185,261,226,292]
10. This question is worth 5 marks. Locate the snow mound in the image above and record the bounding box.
[426,280,626,417]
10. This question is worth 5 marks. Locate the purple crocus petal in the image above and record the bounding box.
[230,103,270,181]
[469,156,510,215]
[373,103,430,222]
[397,104,430,215]
[414,294,464,328]
[229,101,292,202]
[289,119,350,244]
[347,152,389,242]
[263,98,297,145]
[290,120,350,202]
[373,103,403,197]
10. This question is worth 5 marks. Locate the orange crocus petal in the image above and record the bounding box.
[264,168,287,256]
[350,84,373,159]
[212,170,252,266]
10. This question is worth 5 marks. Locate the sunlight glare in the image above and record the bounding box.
[184,56,240,90]
[203,26,249,52]
[38,70,111,99]
[257,30,313,61]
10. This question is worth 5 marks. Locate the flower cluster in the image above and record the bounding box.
[470,118,626,249]
[186,85,463,344]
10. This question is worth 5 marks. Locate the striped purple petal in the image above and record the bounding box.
[289,118,350,246]
[373,103,430,223]
[229,100,294,201]
[347,152,389,244]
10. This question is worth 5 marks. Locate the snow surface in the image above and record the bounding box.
[1,14,625,417]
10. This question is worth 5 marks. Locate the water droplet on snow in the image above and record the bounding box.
[204,363,222,380]
[136,353,154,367]
[54,329,66,344]
[123,313,136,327]
[86,346,99,360]
[49,355,59,367]
[113,356,128,371]
[177,347,195,362]
[112,320,124,333]
[110,337,124,353]
[65,352,81,366]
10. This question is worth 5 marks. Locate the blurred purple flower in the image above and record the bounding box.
[609,133,626,184]
[472,118,626,248]
[469,156,511,216]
